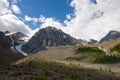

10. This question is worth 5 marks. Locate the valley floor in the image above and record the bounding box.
[27,46,120,73]
[4,46,119,80]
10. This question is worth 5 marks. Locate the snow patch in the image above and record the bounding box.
[15,43,27,56]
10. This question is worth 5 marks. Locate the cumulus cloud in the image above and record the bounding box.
[40,18,65,29]
[0,0,11,15]
[11,5,21,14]
[67,0,120,40]
[4,0,118,40]
[24,15,40,25]
[0,0,33,37]
[28,0,120,41]
[1,14,32,36]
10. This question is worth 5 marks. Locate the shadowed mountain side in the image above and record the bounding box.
[0,31,25,64]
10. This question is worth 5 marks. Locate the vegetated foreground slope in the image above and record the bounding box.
[1,46,120,80]
[110,43,120,55]
[67,46,120,64]
[1,57,119,80]
[18,46,120,73]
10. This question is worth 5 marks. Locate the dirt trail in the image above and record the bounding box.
[55,60,120,73]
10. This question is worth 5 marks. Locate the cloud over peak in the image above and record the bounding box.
[25,0,120,40]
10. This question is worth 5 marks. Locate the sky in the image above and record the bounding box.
[0,0,120,41]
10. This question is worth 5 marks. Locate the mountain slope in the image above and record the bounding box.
[0,31,25,64]
[22,27,77,53]
[100,38,120,50]
[5,32,28,45]
[110,42,120,54]
[99,30,120,43]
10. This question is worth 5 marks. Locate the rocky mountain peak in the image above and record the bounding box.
[99,30,120,43]
[22,26,77,53]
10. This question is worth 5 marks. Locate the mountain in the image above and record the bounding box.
[11,32,28,44]
[99,30,120,43]
[0,31,25,64]
[88,39,98,44]
[22,26,77,53]
[100,38,120,51]
[76,39,88,46]
[5,32,28,45]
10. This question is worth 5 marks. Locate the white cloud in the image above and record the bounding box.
[0,0,33,37]
[66,0,120,40]
[24,15,39,23]
[20,0,120,41]
[0,0,11,15]
[11,5,21,14]
[1,14,32,36]
[32,0,120,41]
[40,18,65,29]
[66,14,71,20]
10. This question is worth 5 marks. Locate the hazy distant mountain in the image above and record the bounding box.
[0,31,24,64]
[76,39,88,45]
[22,26,77,53]
[99,30,120,43]
[88,39,98,44]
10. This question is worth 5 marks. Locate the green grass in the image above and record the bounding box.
[67,46,120,64]
[35,75,47,80]
[110,43,120,53]
[76,46,104,53]
[1,59,120,80]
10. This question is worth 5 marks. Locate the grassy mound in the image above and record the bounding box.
[67,46,120,64]
[110,43,120,54]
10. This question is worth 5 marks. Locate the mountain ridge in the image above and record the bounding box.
[22,26,78,53]
[99,30,120,43]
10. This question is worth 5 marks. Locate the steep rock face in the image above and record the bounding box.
[99,30,120,43]
[22,27,77,53]
[0,31,12,47]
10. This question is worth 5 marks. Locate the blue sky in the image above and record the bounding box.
[10,0,96,29]
[0,0,120,40]
[12,0,74,29]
